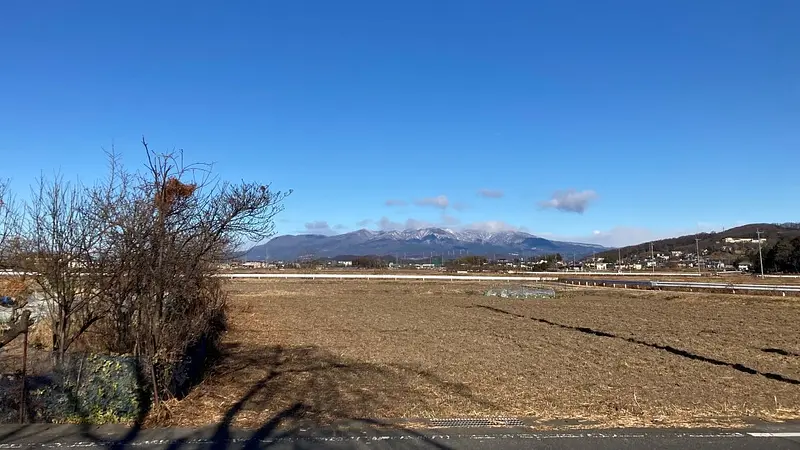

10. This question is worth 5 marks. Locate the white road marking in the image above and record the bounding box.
[0,431,765,448]
[747,432,800,438]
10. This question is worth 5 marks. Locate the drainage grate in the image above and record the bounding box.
[429,417,526,428]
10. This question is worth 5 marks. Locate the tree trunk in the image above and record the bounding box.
[0,310,32,350]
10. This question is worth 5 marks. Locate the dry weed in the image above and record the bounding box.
[147,279,800,429]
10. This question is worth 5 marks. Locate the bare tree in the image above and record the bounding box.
[17,174,106,361]
[2,138,289,405]
[0,311,32,351]
[89,139,290,403]
[0,179,21,269]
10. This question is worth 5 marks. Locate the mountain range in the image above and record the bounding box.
[244,228,609,261]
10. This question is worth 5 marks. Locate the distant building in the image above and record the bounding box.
[242,261,267,268]
[724,237,766,244]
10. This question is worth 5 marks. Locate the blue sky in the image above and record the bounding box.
[1,1,798,246]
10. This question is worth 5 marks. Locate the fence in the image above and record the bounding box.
[560,278,800,295]
[218,273,560,282]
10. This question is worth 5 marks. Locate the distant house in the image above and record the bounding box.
[724,237,767,244]
[632,263,643,270]
[337,260,353,267]
[709,261,726,270]
[594,262,608,271]
[671,251,683,257]
[737,262,751,272]
[242,261,266,268]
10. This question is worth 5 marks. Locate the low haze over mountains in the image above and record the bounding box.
[245,228,608,261]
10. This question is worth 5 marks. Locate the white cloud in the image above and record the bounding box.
[405,218,435,229]
[441,214,460,226]
[376,216,525,233]
[385,199,408,207]
[539,189,598,214]
[414,195,449,209]
[377,217,438,231]
[356,219,372,226]
[452,202,469,211]
[477,189,504,199]
[462,220,521,233]
[304,220,335,235]
[378,217,403,231]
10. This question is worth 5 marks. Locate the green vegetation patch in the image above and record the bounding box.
[28,354,144,424]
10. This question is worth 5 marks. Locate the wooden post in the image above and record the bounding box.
[20,326,28,424]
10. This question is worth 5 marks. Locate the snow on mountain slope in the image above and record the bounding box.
[245,227,611,261]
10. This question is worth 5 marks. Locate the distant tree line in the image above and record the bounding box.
[442,253,563,271]
[751,237,800,274]
[352,256,386,268]
[444,256,487,269]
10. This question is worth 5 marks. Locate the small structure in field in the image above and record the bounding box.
[484,285,556,299]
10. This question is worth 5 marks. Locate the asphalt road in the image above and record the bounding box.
[1,424,799,449]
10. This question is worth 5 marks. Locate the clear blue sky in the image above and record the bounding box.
[2,1,798,246]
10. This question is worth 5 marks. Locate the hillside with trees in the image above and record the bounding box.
[754,236,800,274]
[595,223,800,262]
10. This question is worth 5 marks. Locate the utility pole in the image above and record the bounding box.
[757,229,764,278]
[695,238,701,274]
[650,242,655,273]
[618,248,622,273]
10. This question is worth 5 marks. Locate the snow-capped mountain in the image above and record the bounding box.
[245,228,609,261]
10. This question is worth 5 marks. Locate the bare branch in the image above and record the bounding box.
[0,310,32,350]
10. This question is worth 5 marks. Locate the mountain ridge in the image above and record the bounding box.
[245,227,608,261]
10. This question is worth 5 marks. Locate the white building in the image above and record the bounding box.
[724,237,767,244]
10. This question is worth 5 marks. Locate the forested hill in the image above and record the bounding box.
[594,223,800,261]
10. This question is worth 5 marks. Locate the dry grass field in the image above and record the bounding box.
[157,279,800,430]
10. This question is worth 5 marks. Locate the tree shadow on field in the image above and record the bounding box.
[57,343,490,449]
[473,304,800,386]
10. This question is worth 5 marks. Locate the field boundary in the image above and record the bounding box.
[217,273,559,282]
[561,278,800,295]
